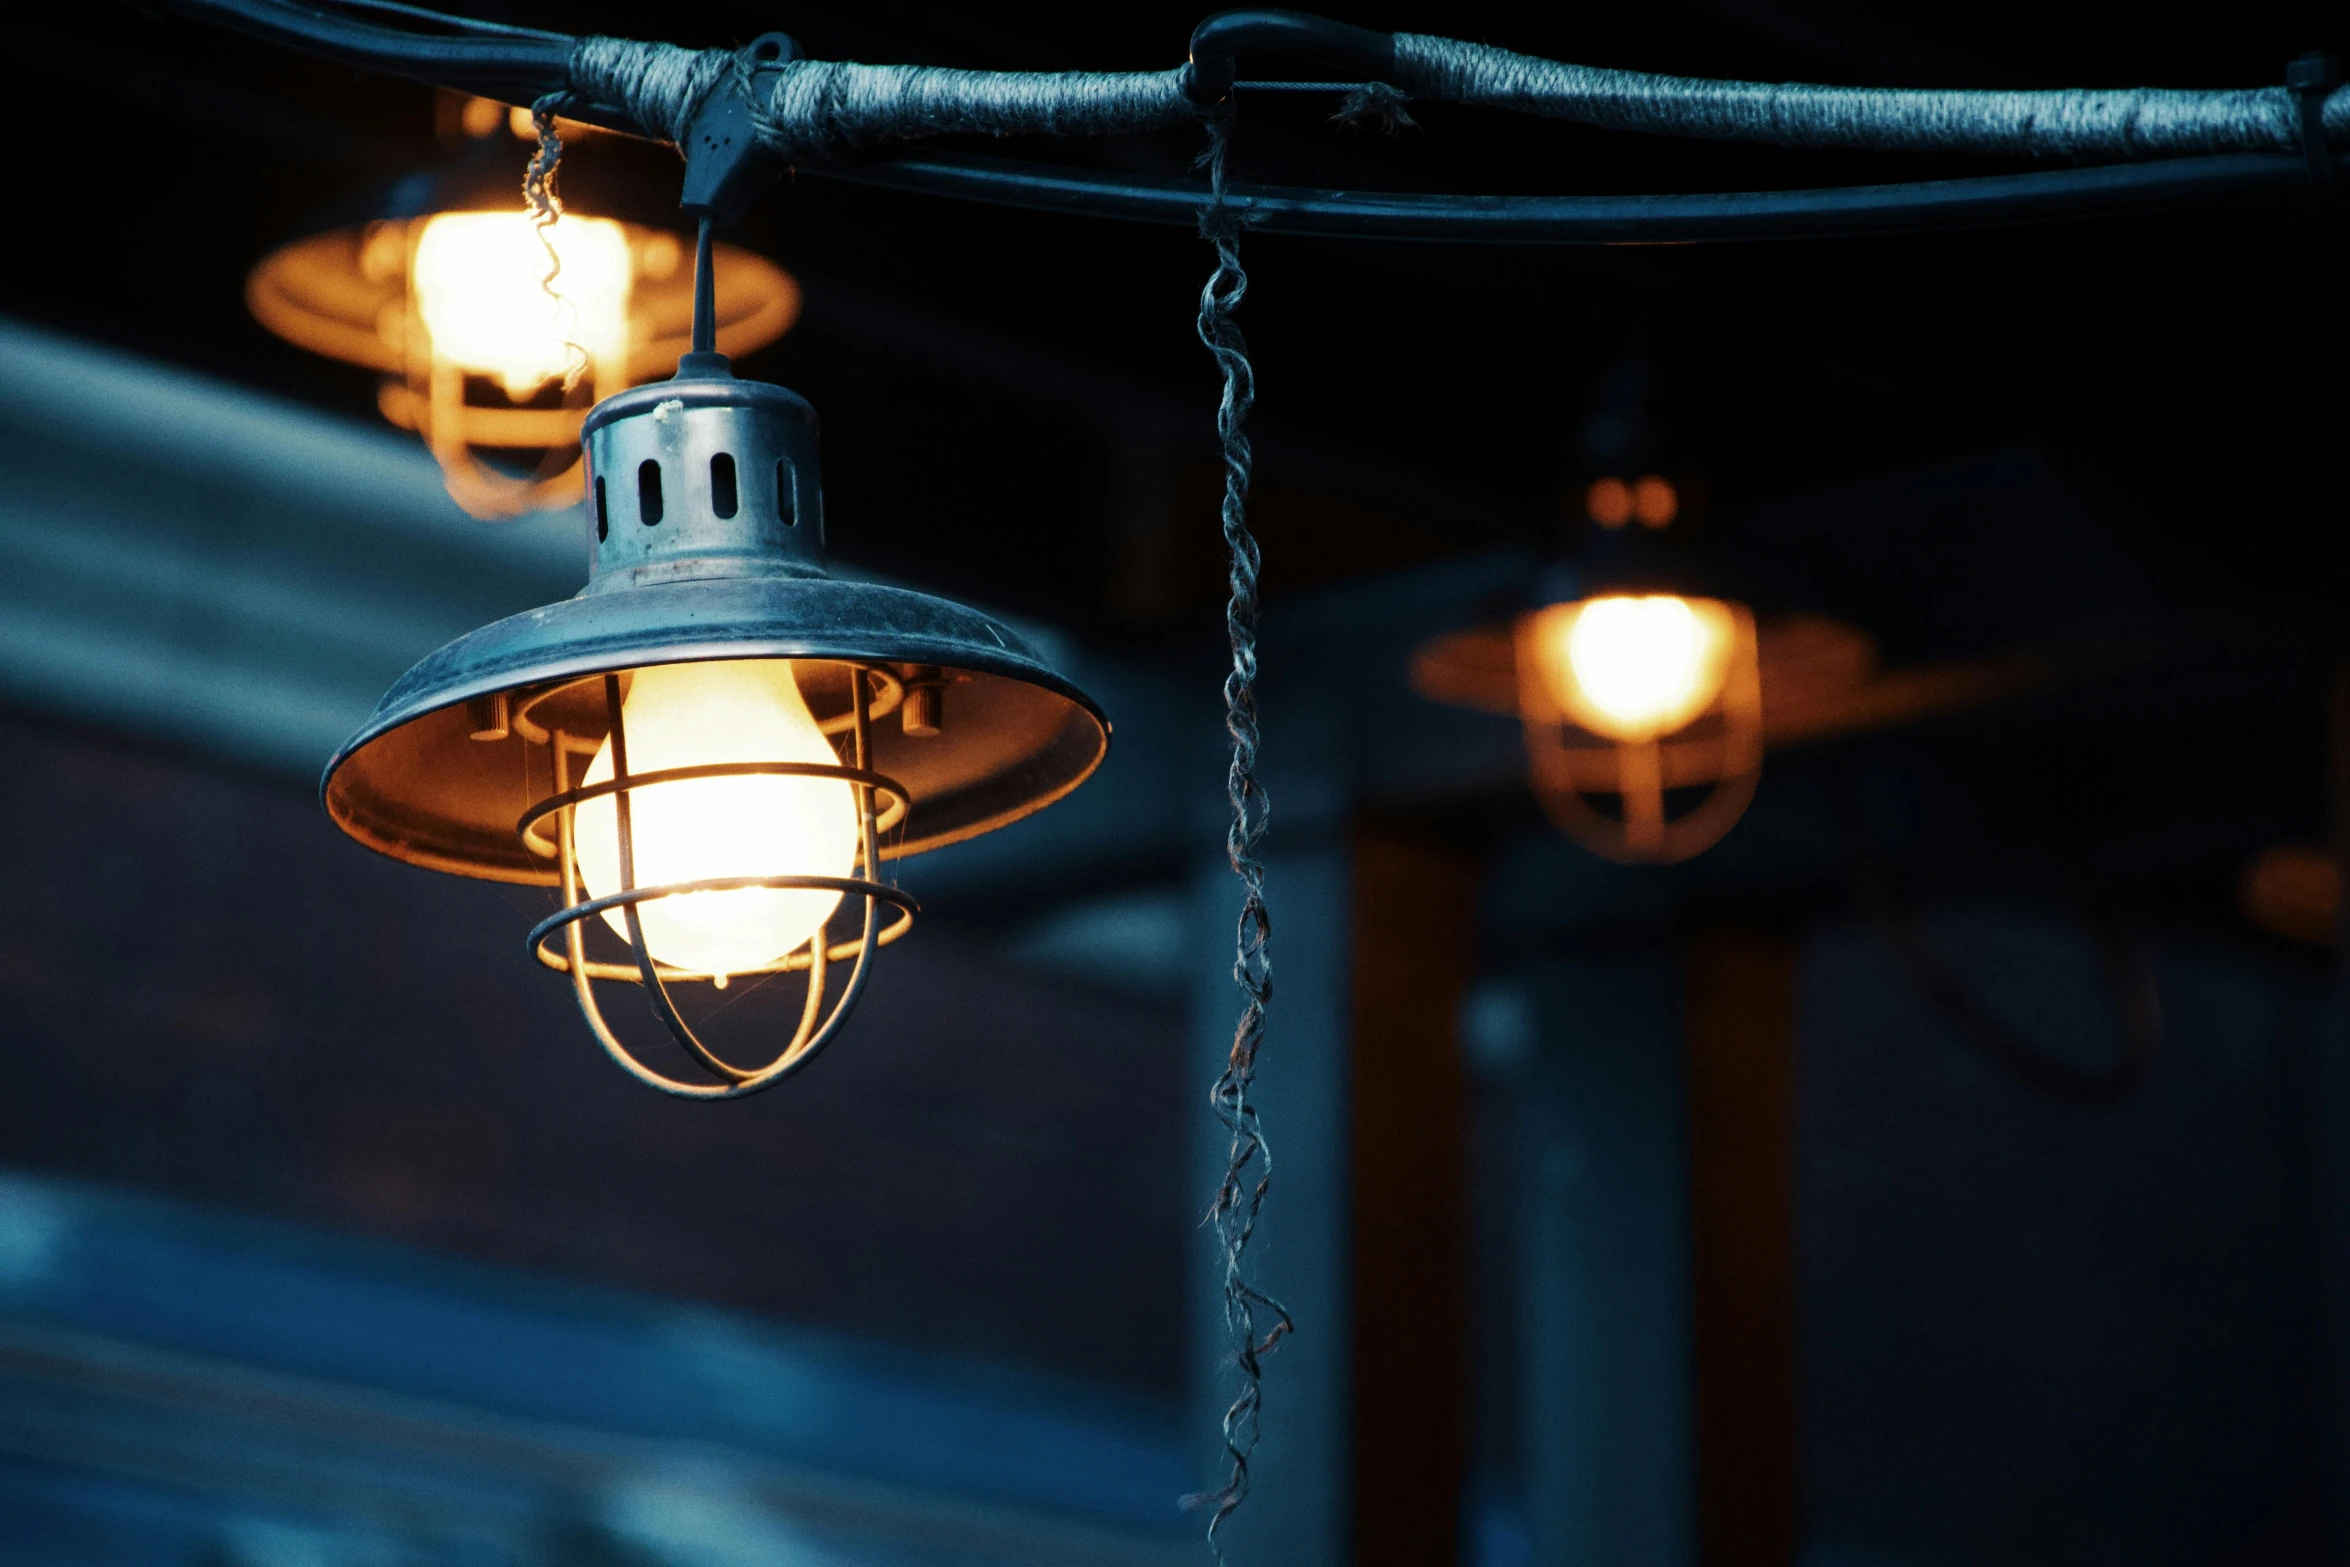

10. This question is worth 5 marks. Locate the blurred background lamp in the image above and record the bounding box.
[246,98,798,518]
[1631,474,1678,527]
[1415,591,2050,866]
[1513,591,1764,863]
[1582,473,1679,531]
[322,355,1108,1097]
[1413,441,2063,864]
[1585,476,1635,528]
[1532,593,1737,743]
[408,211,632,399]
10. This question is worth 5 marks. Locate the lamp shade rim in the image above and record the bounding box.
[323,573,1109,883]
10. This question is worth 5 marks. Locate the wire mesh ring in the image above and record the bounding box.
[524,662,912,1096]
[531,890,915,981]
[517,760,909,842]
[526,872,918,977]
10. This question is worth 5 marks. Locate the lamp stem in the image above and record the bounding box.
[691,213,716,357]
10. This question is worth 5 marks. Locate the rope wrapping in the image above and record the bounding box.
[568,36,735,147]
[1388,33,2350,159]
[1188,106,1293,1566]
[753,59,1197,161]
[566,31,2350,167]
[568,36,1197,160]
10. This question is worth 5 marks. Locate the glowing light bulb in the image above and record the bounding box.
[1544,594,1735,742]
[410,212,632,399]
[573,661,860,979]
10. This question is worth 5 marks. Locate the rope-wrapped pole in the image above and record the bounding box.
[754,59,1199,160]
[567,36,1200,157]
[1388,33,2350,160]
[562,32,2348,168]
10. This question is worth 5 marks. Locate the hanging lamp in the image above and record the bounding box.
[1412,476,1770,862]
[1415,474,2066,863]
[246,96,798,518]
[1508,586,1766,862]
[322,146,1110,1095]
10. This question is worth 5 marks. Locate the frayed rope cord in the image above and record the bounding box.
[1180,106,1293,1567]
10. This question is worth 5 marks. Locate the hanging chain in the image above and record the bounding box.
[1191,103,1293,1565]
[524,92,591,393]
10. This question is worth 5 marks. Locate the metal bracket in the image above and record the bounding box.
[679,31,800,223]
[2286,52,2340,197]
[1184,8,1398,105]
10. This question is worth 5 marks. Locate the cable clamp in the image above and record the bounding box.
[680,32,798,223]
[2286,52,2339,198]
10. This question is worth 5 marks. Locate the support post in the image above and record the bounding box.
[1684,926,1802,1567]
[1349,825,1481,1567]
[1518,949,1696,1567]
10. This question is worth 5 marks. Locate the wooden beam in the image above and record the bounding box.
[1685,926,1803,1567]
[1350,825,1482,1567]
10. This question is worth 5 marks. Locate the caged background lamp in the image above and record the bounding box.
[1411,481,2060,864]
[1514,589,1764,863]
[247,98,797,519]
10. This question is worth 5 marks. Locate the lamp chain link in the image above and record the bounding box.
[1190,102,1293,1565]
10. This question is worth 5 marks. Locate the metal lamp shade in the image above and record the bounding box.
[322,363,1108,883]
[322,574,1107,881]
[318,358,1108,1099]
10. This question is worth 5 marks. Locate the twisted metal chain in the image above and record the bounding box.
[1191,103,1293,1566]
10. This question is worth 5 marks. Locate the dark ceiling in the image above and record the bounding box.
[5,0,2345,644]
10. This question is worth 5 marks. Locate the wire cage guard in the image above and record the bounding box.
[1515,606,1765,865]
[516,663,918,1099]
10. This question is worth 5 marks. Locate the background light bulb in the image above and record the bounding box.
[410,212,632,398]
[1545,594,1735,742]
[574,661,860,979]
